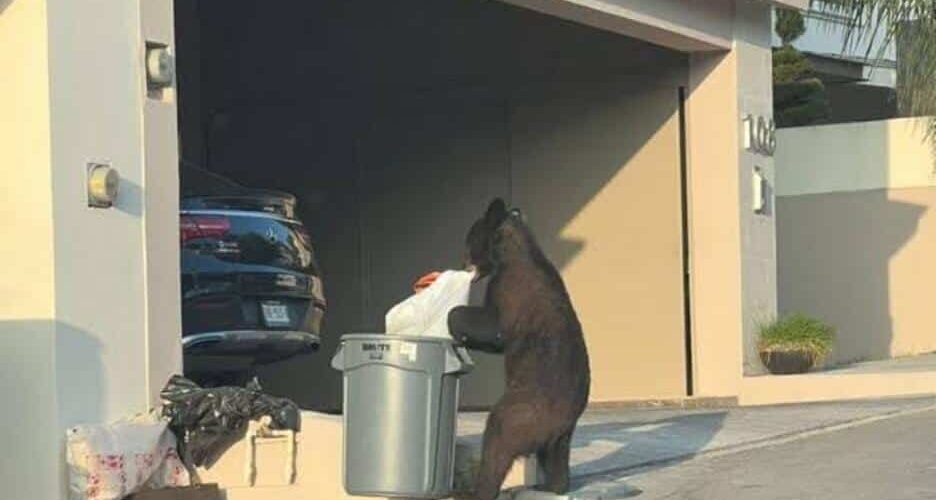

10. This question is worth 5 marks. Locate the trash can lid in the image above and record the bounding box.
[331,334,472,375]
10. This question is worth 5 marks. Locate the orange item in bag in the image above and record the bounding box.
[413,271,442,293]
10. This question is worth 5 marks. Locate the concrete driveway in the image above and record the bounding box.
[456,396,936,499]
[576,404,936,499]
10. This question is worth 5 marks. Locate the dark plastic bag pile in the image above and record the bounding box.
[160,375,301,467]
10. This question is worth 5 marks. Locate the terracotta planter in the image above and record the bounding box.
[759,349,816,375]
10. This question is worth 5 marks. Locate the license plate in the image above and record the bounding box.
[261,302,291,327]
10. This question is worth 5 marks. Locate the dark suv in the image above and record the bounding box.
[179,164,325,384]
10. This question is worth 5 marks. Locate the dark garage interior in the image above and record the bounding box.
[174,0,690,411]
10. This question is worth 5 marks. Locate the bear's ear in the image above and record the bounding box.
[484,198,508,227]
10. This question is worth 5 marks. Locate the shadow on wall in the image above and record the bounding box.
[0,0,12,15]
[508,78,681,271]
[115,177,144,218]
[178,0,688,410]
[0,320,106,499]
[0,320,107,425]
[55,322,108,427]
[777,127,928,367]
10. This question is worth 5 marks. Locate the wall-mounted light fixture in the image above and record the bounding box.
[753,166,767,214]
[146,42,175,90]
[87,163,120,208]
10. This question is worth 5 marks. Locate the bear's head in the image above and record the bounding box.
[465,198,525,277]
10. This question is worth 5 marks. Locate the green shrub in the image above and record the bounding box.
[775,7,806,47]
[773,46,813,84]
[773,46,830,127]
[757,314,835,359]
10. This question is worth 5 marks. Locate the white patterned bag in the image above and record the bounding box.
[66,413,190,500]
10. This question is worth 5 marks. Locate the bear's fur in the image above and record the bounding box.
[464,199,591,499]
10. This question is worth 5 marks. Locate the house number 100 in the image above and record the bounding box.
[743,114,776,157]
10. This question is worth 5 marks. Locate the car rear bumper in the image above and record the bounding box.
[181,293,325,336]
[183,329,320,369]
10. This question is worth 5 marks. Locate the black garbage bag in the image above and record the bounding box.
[448,305,505,354]
[160,375,300,467]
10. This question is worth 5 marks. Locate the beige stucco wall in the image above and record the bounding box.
[683,0,777,391]
[741,370,936,406]
[777,118,936,197]
[734,2,779,377]
[777,118,936,366]
[685,47,744,396]
[512,0,780,399]
[512,76,688,401]
[0,0,55,321]
[0,2,60,498]
[0,0,181,496]
[46,0,151,428]
[141,0,183,409]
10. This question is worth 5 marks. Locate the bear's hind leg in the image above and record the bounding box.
[475,398,540,500]
[536,429,573,494]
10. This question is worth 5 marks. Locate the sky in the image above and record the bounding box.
[771,4,898,61]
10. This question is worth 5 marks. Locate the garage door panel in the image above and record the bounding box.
[511,77,687,401]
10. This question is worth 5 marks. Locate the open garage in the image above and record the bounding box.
[174,0,692,411]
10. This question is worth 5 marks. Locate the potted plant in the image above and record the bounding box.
[758,314,834,375]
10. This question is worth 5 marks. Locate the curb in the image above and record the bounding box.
[587,397,738,411]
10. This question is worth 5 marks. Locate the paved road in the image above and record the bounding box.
[462,397,936,482]
[573,408,936,500]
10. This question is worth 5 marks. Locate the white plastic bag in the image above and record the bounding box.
[385,270,475,338]
[66,413,190,500]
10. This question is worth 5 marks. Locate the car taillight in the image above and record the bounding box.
[180,215,231,243]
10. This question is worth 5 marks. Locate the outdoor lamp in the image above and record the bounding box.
[87,163,120,208]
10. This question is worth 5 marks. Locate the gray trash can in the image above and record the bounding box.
[331,334,474,499]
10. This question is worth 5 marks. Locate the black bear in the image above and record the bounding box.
[459,198,591,499]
